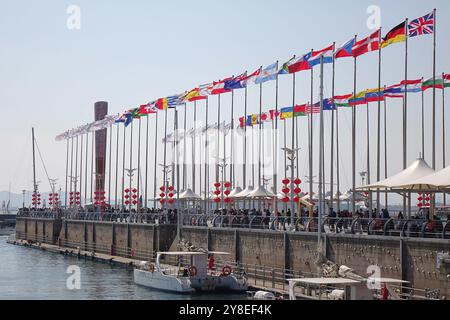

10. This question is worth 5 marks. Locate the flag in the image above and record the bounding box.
[280,107,294,119]
[139,102,158,115]
[409,11,434,37]
[365,88,385,102]
[335,38,356,59]
[251,114,259,125]
[279,52,312,74]
[239,117,246,128]
[198,83,213,97]
[210,78,233,95]
[309,45,334,67]
[333,94,353,107]
[381,21,406,48]
[400,79,422,93]
[444,74,450,88]
[311,99,336,111]
[352,30,381,57]
[115,112,127,123]
[183,88,207,102]
[306,103,320,114]
[269,109,280,120]
[349,91,367,106]
[224,72,248,90]
[124,110,133,127]
[131,108,141,119]
[255,63,279,84]
[167,94,184,108]
[294,104,307,116]
[384,84,404,98]
[243,68,262,86]
[155,98,168,110]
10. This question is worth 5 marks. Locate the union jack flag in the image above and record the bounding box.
[408,12,434,37]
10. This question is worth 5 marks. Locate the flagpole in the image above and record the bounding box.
[384,86,388,208]
[84,132,89,208]
[330,43,336,213]
[80,134,83,207]
[291,56,296,227]
[108,124,112,207]
[432,8,437,171]
[153,113,159,209]
[403,18,409,218]
[183,103,187,191]
[336,93,341,214]
[114,124,119,209]
[163,108,168,210]
[421,77,425,159]
[121,125,126,212]
[230,90,234,188]
[74,136,78,205]
[274,60,279,220]
[175,106,181,237]
[129,120,134,213]
[352,34,357,216]
[204,97,209,213]
[443,72,446,206]
[376,28,382,215]
[91,130,94,205]
[259,67,263,187]
[216,93,221,191]
[318,55,325,249]
[137,118,142,212]
[309,50,314,204]
[244,79,248,190]
[143,114,149,209]
[193,101,197,193]
[69,137,73,207]
[64,138,69,209]
[366,100,372,213]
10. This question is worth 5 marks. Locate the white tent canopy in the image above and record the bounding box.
[233,186,254,199]
[357,158,435,190]
[246,185,275,199]
[394,164,450,190]
[228,187,243,198]
[179,188,202,200]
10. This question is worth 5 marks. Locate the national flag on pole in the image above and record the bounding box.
[349,91,367,106]
[255,63,279,84]
[167,94,184,107]
[408,11,435,37]
[400,79,422,93]
[183,88,207,102]
[335,38,356,59]
[384,84,404,98]
[364,88,385,102]
[422,77,447,91]
[279,53,312,74]
[243,68,262,86]
[224,72,248,90]
[309,45,334,67]
[139,102,158,115]
[352,30,381,57]
[306,103,321,114]
[280,105,306,119]
[259,112,273,122]
[124,110,133,127]
[115,112,127,123]
[198,83,213,97]
[381,21,407,48]
[312,99,336,111]
[251,114,259,125]
[333,94,353,107]
[210,78,233,95]
[155,98,168,110]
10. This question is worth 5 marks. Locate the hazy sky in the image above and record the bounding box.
[1,0,449,202]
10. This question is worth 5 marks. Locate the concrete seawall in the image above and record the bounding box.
[15,217,450,298]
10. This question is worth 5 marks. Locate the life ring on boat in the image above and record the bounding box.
[188,266,197,277]
[149,263,155,273]
[222,266,232,276]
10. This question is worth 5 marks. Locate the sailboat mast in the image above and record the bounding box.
[32,127,37,209]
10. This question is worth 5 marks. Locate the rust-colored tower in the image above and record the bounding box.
[95,101,108,194]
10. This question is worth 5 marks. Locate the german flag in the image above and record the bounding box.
[381,21,406,48]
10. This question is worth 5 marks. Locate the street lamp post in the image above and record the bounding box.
[125,168,137,213]
[282,147,300,230]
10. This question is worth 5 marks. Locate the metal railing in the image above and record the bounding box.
[182,214,450,239]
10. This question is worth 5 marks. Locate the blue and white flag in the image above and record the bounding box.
[255,63,279,84]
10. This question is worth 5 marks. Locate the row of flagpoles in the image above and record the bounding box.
[57,10,443,231]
